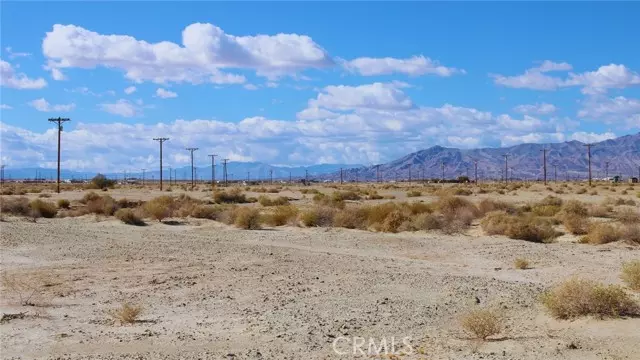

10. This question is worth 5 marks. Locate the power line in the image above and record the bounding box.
[502,154,509,184]
[48,117,71,193]
[584,143,593,186]
[185,147,199,190]
[152,137,169,190]
[222,159,229,186]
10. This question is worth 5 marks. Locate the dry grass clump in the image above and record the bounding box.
[0,197,31,216]
[232,207,262,230]
[114,208,145,226]
[436,187,472,197]
[541,278,639,319]
[514,258,530,269]
[481,211,559,243]
[620,224,640,244]
[560,213,590,235]
[213,188,249,204]
[581,223,621,244]
[603,197,635,207]
[410,213,444,231]
[312,193,346,209]
[1,271,59,306]
[531,195,563,216]
[588,204,612,218]
[477,199,516,215]
[86,194,118,215]
[331,190,361,201]
[263,205,298,226]
[110,303,143,324]
[332,206,369,229]
[143,195,174,222]
[57,199,71,209]
[258,195,289,206]
[459,308,502,340]
[299,206,336,227]
[614,207,640,224]
[621,260,640,291]
[28,199,58,218]
[406,190,422,197]
[190,204,226,220]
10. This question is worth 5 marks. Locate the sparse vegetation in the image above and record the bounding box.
[514,258,529,269]
[232,207,262,230]
[114,208,145,226]
[581,223,621,244]
[57,199,71,209]
[110,303,143,324]
[258,195,289,206]
[541,278,639,319]
[459,308,502,340]
[28,199,58,218]
[213,189,249,204]
[621,260,640,291]
[88,173,116,190]
[481,211,559,243]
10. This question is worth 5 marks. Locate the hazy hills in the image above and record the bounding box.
[324,133,640,182]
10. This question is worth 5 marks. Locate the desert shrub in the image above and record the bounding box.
[213,188,248,204]
[620,224,640,244]
[332,190,361,201]
[615,208,640,224]
[80,192,102,204]
[29,199,57,218]
[560,213,590,235]
[258,195,289,207]
[531,204,562,217]
[381,210,407,233]
[481,211,559,243]
[299,206,335,227]
[603,197,635,206]
[621,260,640,291]
[436,196,479,219]
[559,200,589,217]
[576,188,587,194]
[478,199,516,215]
[38,193,51,198]
[110,303,143,324]
[191,205,225,220]
[332,206,369,229]
[171,194,202,217]
[86,195,118,215]
[57,199,71,209]
[411,213,443,231]
[116,198,140,209]
[1,271,58,306]
[514,258,529,269]
[313,193,345,209]
[588,204,612,218]
[0,197,31,216]
[406,190,422,197]
[143,196,174,222]
[114,208,145,226]
[459,309,502,340]
[88,174,115,189]
[233,207,262,230]
[364,202,399,227]
[541,278,639,319]
[263,205,298,226]
[581,223,621,244]
[406,202,434,215]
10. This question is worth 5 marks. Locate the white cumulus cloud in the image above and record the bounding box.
[0,59,47,89]
[155,88,178,99]
[124,86,137,94]
[513,103,557,115]
[308,82,414,111]
[342,55,463,77]
[28,98,75,112]
[42,23,333,85]
[99,99,142,117]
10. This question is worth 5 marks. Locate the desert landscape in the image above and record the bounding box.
[1,180,639,359]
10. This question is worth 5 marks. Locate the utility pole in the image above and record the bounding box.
[408,164,412,184]
[553,163,558,182]
[355,168,359,184]
[169,166,172,186]
[0,164,5,186]
[473,160,478,185]
[441,162,445,183]
[503,154,509,184]
[48,117,71,193]
[208,154,217,188]
[289,171,292,184]
[375,165,381,183]
[605,161,610,179]
[153,137,169,190]
[222,159,229,186]
[270,168,273,184]
[340,168,343,184]
[247,171,250,183]
[541,148,547,185]
[305,169,309,185]
[585,143,593,186]
[142,168,146,186]
[185,147,198,190]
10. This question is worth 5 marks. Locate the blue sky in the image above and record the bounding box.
[1,2,639,171]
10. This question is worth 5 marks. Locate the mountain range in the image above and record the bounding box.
[322,133,640,182]
[3,133,639,183]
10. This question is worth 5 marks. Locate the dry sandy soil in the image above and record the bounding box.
[1,184,639,359]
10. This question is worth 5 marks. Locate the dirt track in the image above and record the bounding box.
[1,211,639,359]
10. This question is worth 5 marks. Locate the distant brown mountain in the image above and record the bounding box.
[324,133,640,182]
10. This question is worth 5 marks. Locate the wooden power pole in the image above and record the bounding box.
[48,117,70,193]
[153,137,169,190]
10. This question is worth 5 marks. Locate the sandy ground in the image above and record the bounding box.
[1,184,639,359]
